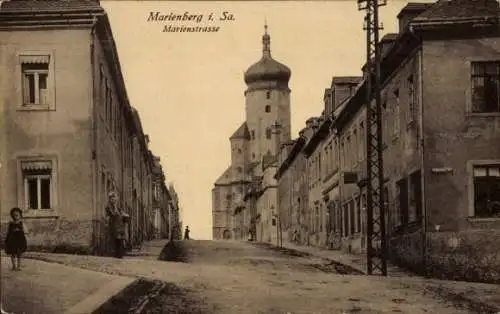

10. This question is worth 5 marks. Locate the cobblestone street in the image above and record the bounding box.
[1,240,496,313]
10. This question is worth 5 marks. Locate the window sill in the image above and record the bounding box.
[468,217,500,222]
[17,104,54,111]
[465,112,500,118]
[23,210,59,218]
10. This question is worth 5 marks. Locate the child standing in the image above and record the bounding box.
[4,207,28,271]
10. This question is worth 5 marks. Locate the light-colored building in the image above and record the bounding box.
[212,25,292,241]
[0,0,170,255]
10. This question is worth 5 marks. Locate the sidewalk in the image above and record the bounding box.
[274,242,500,313]
[278,241,416,277]
[0,256,133,314]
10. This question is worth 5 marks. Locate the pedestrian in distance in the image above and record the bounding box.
[184,226,190,240]
[4,207,28,271]
[105,191,130,258]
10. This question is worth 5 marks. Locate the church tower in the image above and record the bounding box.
[243,24,292,163]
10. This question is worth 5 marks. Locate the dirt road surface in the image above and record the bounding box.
[22,240,500,314]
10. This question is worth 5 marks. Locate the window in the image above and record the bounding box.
[325,147,329,174]
[409,171,422,222]
[353,129,358,164]
[21,160,54,210]
[343,204,349,236]
[346,135,351,168]
[349,200,355,235]
[265,127,272,139]
[340,139,345,169]
[359,121,365,162]
[471,61,500,113]
[265,105,271,113]
[407,75,417,123]
[21,56,50,106]
[393,89,400,136]
[397,178,408,226]
[473,165,500,217]
[355,197,361,233]
[238,148,242,154]
[250,130,255,140]
[266,91,271,99]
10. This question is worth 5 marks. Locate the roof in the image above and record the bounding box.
[0,0,102,12]
[413,0,499,23]
[303,118,331,157]
[380,33,399,42]
[214,166,232,185]
[397,2,434,18]
[262,153,277,169]
[331,76,363,85]
[275,136,307,180]
[230,122,251,140]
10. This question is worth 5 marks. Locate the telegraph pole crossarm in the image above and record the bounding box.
[358,0,388,276]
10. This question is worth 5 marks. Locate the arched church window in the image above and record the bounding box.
[265,105,271,113]
[265,127,272,139]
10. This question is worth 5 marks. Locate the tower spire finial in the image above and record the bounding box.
[262,20,271,57]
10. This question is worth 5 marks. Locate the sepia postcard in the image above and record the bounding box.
[0,0,500,313]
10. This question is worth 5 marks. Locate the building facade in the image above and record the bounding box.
[0,0,180,255]
[275,0,500,282]
[212,25,292,241]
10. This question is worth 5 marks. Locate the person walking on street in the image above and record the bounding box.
[184,226,190,240]
[105,191,129,258]
[4,207,28,271]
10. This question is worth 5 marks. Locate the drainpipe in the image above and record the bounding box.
[90,15,98,254]
[411,25,428,277]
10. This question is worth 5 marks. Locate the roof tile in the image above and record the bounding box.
[413,0,499,22]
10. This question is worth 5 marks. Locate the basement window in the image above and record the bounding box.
[473,165,500,218]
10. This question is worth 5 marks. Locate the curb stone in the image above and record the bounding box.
[65,277,137,314]
[425,285,500,314]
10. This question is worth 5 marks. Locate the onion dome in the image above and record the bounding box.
[244,24,291,88]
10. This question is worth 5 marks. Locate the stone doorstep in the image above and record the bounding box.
[65,276,137,314]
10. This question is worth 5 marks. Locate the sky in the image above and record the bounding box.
[101,0,434,240]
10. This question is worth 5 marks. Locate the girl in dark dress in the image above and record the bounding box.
[5,207,28,271]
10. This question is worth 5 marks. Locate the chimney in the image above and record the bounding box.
[397,2,433,33]
[323,88,333,117]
